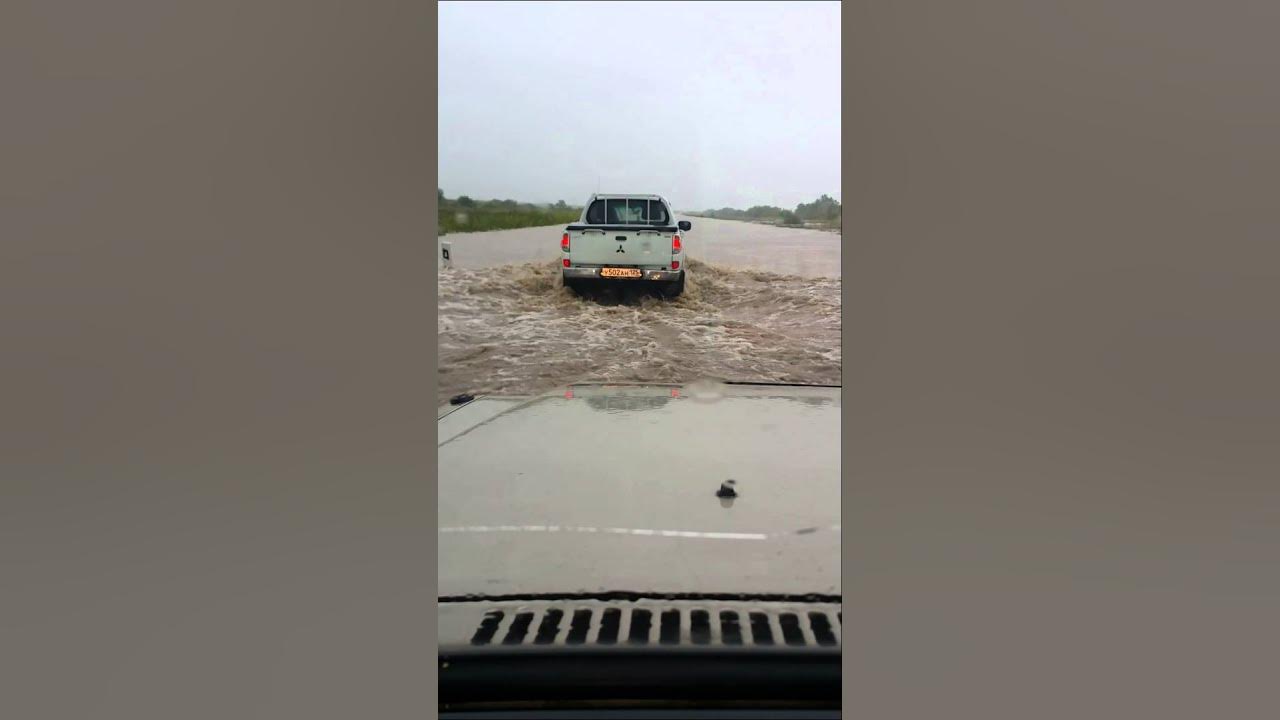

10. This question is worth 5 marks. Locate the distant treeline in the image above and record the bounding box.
[438,189,581,234]
[689,194,841,229]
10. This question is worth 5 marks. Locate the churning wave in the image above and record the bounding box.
[438,258,840,404]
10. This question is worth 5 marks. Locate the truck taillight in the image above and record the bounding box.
[563,258,570,267]
[671,260,680,270]
[672,234,682,254]
[561,232,570,252]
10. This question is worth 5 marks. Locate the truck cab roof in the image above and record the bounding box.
[587,193,665,201]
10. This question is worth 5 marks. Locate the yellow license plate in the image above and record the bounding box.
[600,267,642,279]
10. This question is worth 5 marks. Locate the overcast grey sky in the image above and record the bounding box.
[438,1,840,211]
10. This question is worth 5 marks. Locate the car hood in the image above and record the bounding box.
[438,382,840,598]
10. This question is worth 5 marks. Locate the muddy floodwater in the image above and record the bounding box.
[438,217,841,404]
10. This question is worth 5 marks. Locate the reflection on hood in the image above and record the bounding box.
[584,394,671,413]
[574,386,835,413]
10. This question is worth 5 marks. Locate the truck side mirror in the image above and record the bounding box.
[678,220,692,231]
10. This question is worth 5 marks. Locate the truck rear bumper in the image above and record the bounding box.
[562,267,683,282]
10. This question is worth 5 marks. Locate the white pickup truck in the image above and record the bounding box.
[560,194,690,298]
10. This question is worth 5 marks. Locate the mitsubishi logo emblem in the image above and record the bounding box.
[616,245,625,253]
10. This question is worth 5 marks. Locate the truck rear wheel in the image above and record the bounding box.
[658,272,685,299]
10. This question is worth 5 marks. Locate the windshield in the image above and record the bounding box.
[436,0,842,685]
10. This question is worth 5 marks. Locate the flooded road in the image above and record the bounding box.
[438,217,841,404]
[440,216,841,278]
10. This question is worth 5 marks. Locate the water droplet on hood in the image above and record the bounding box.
[684,378,727,403]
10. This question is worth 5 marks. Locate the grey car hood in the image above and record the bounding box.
[438,382,840,598]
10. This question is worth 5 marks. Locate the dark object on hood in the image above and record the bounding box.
[449,393,475,406]
[716,479,738,498]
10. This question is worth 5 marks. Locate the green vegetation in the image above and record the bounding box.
[436,190,839,234]
[438,191,581,234]
[690,194,841,230]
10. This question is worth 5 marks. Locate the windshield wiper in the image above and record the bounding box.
[440,591,841,604]
[721,380,841,388]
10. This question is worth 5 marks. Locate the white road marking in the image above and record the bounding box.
[437,525,836,540]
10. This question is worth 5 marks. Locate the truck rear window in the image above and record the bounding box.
[585,199,670,226]
[585,200,607,224]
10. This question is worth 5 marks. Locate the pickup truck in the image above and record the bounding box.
[560,194,691,298]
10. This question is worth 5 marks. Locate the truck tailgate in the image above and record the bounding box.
[567,226,675,267]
